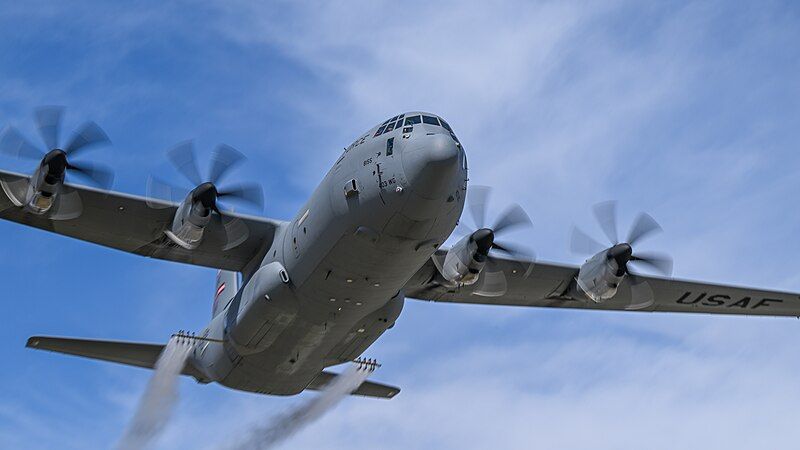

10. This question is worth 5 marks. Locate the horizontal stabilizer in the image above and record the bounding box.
[308,370,400,399]
[26,335,203,378]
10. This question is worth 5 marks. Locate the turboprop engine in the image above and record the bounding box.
[166,182,222,249]
[575,243,634,302]
[0,107,113,219]
[146,141,264,250]
[437,229,492,287]
[570,201,674,310]
[434,186,534,297]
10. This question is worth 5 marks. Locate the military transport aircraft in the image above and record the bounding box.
[2,107,799,399]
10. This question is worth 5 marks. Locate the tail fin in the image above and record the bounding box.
[213,270,239,318]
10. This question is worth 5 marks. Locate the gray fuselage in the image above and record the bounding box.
[191,112,467,395]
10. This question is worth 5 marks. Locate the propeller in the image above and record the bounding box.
[570,201,673,310]
[0,106,114,189]
[146,141,265,250]
[460,186,535,297]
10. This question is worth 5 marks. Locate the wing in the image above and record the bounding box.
[0,170,283,273]
[405,250,800,316]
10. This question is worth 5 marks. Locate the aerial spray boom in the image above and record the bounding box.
[353,357,381,371]
[171,330,223,344]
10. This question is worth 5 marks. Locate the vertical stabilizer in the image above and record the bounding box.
[213,270,239,318]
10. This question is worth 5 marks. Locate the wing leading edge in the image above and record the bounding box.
[0,170,284,273]
[405,250,800,317]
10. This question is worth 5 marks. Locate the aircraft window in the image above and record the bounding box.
[374,125,386,137]
[386,122,396,132]
[403,126,413,134]
[422,115,440,126]
[386,137,394,155]
[404,115,422,126]
[397,114,405,120]
[389,115,398,123]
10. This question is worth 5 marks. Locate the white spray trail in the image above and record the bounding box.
[116,337,192,450]
[228,363,373,450]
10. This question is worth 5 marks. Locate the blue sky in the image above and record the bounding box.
[2,1,800,448]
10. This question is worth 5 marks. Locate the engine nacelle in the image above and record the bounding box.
[165,196,213,249]
[435,234,487,287]
[1,155,68,215]
[575,250,625,303]
[225,262,298,355]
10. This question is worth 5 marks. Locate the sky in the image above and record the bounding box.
[2,0,800,448]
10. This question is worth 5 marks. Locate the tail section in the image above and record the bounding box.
[26,335,402,399]
[213,270,239,318]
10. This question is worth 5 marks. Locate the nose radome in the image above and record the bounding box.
[402,132,460,200]
[423,132,460,167]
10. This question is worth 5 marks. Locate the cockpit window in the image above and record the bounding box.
[439,119,461,145]
[404,115,422,126]
[422,115,440,126]
[376,113,452,138]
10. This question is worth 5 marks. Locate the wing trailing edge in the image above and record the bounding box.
[307,370,400,400]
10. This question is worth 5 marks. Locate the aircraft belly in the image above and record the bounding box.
[223,291,405,396]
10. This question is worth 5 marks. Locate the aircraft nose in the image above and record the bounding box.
[402,132,460,200]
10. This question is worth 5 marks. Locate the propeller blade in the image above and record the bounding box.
[211,213,250,251]
[467,185,491,229]
[492,240,536,279]
[66,161,114,189]
[473,258,508,297]
[166,140,203,186]
[146,176,188,208]
[626,212,662,246]
[492,203,532,235]
[626,274,655,311]
[0,175,28,207]
[0,126,45,160]
[49,185,83,221]
[208,144,245,185]
[217,182,265,210]
[222,216,250,250]
[491,240,535,261]
[430,251,447,276]
[63,121,110,157]
[593,200,619,245]
[34,106,64,150]
[630,251,673,277]
[570,226,606,255]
